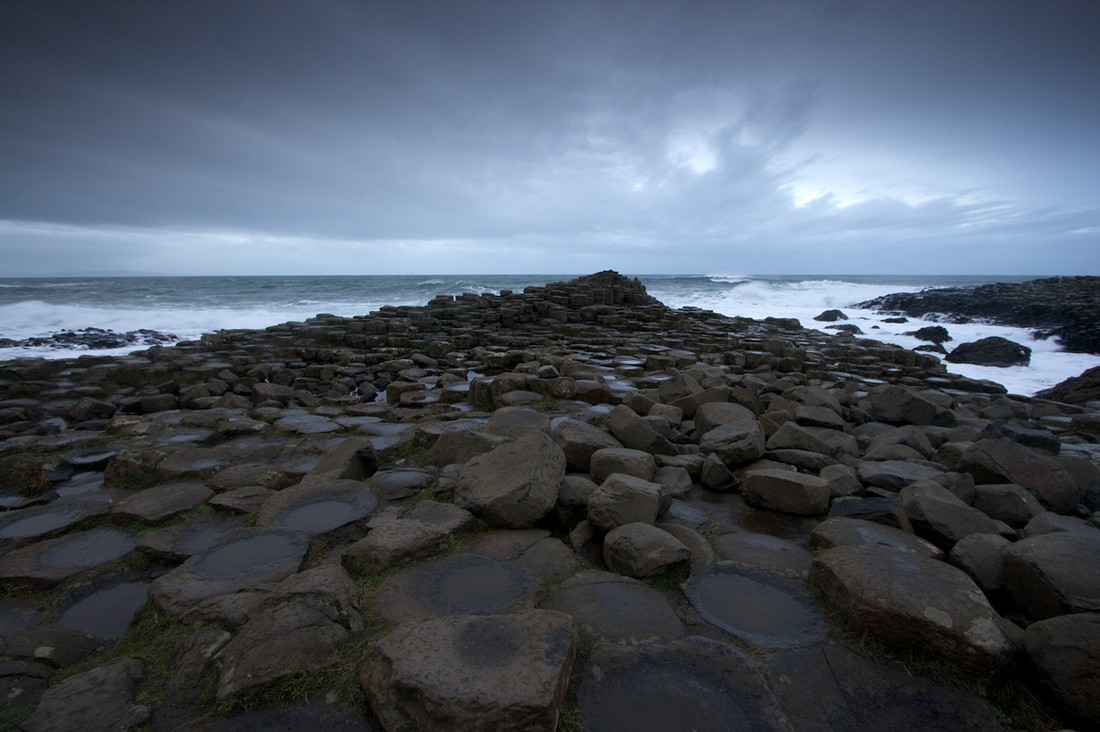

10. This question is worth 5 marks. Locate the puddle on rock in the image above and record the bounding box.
[54,471,106,498]
[271,500,369,534]
[40,528,134,569]
[376,554,541,622]
[0,505,88,541]
[188,530,309,581]
[578,637,784,732]
[683,563,826,648]
[59,582,149,638]
[61,449,117,469]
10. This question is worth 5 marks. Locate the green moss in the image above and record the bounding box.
[213,633,382,716]
[558,703,584,732]
[376,437,429,464]
[642,567,688,592]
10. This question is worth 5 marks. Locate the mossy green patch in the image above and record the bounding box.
[642,567,687,592]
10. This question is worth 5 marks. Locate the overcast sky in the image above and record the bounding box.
[1,0,1098,276]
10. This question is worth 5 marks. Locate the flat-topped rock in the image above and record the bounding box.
[545,570,687,644]
[0,499,107,543]
[463,529,578,584]
[112,481,213,523]
[0,526,134,587]
[368,468,435,500]
[712,531,814,579]
[373,553,542,624]
[684,562,826,648]
[256,478,377,535]
[769,644,1004,732]
[811,544,1015,670]
[810,516,944,559]
[136,514,244,561]
[58,581,149,639]
[361,610,577,732]
[341,518,451,577]
[577,636,788,732]
[148,528,309,615]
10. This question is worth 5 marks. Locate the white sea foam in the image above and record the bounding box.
[646,277,1100,396]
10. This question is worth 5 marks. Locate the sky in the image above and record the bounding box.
[1,0,1098,277]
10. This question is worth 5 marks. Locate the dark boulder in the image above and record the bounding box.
[814,309,848,322]
[906,325,952,344]
[946,337,1031,367]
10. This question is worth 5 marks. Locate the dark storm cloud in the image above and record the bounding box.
[0,0,1097,275]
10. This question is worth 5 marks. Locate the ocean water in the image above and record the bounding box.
[2,274,1098,397]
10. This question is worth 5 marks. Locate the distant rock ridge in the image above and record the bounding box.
[856,276,1100,355]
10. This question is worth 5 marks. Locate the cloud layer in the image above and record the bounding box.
[1,0,1098,275]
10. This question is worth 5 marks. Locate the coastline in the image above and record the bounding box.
[1,271,1098,729]
[3,272,1100,396]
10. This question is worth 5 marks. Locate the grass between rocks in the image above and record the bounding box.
[376,436,429,464]
[642,567,687,592]
[819,605,1066,732]
[49,602,222,711]
[213,631,384,717]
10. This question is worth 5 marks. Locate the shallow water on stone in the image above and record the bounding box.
[275,415,340,434]
[61,448,117,468]
[434,558,534,614]
[582,662,757,732]
[189,531,308,581]
[272,500,369,533]
[170,516,245,555]
[54,471,106,498]
[156,430,214,445]
[0,505,85,540]
[684,565,825,648]
[40,528,134,569]
[59,582,149,638]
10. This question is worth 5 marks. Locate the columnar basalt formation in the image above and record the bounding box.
[1,270,1099,730]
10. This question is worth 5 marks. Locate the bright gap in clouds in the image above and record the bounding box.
[665,132,718,175]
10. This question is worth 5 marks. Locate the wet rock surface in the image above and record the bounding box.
[857,275,1100,354]
[1,270,1098,729]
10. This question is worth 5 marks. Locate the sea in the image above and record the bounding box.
[2,274,1099,397]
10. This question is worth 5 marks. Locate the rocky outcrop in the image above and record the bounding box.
[2,270,1099,730]
[1037,364,1100,404]
[857,275,1100,355]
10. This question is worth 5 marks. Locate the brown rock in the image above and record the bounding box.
[360,610,577,732]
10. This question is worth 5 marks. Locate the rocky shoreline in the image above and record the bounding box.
[1,271,1098,731]
[856,276,1100,355]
